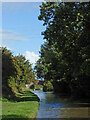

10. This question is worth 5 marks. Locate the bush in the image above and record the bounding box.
[43,81,54,92]
[34,84,43,90]
[30,85,35,89]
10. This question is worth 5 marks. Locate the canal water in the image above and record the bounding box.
[32,90,89,119]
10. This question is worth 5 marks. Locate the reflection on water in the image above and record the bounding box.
[32,90,89,118]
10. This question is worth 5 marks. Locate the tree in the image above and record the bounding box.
[35,2,90,97]
[1,47,36,100]
[2,47,17,99]
[15,54,35,92]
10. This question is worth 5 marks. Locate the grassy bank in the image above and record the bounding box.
[2,89,40,119]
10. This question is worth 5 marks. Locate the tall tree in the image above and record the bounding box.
[35,2,90,97]
[2,47,17,99]
[1,47,36,99]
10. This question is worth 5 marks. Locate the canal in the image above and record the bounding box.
[32,90,89,119]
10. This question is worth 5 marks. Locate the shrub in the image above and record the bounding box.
[34,84,43,90]
[43,81,54,92]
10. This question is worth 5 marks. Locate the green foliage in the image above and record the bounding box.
[2,47,17,99]
[43,81,54,92]
[14,54,35,92]
[34,84,43,90]
[2,90,39,119]
[35,2,90,98]
[1,47,35,100]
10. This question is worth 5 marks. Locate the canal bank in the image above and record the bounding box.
[33,90,89,119]
[2,90,40,119]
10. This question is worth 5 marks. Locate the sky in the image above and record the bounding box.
[1,2,46,67]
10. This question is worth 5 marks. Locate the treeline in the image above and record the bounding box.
[1,47,35,100]
[35,2,90,98]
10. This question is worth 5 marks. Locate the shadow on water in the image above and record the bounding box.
[32,90,89,119]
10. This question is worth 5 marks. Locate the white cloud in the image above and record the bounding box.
[0,29,28,46]
[24,51,40,64]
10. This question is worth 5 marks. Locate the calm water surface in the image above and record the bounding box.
[32,90,89,119]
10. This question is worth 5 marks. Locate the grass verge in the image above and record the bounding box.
[1,89,40,119]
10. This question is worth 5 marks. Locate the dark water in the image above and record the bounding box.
[32,90,89,119]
